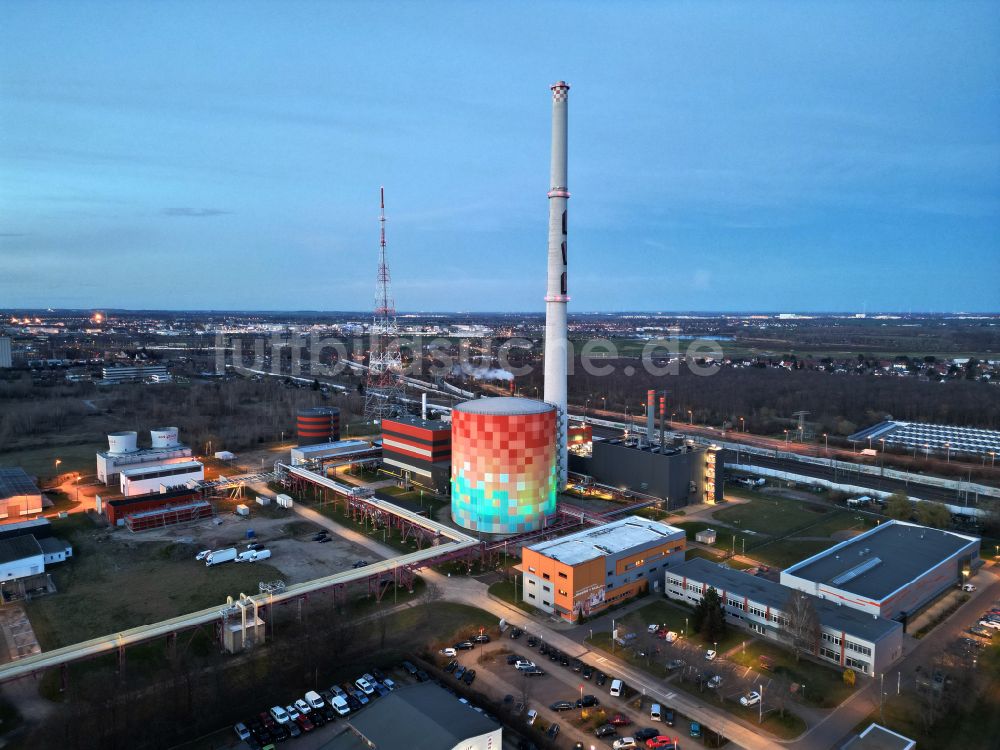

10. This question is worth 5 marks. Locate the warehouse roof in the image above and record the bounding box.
[37,537,70,555]
[0,467,41,501]
[454,396,553,416]
[782,520,979,601]
[0,535,43,565]
[342,682,498,749]
[383,415,451,432]
[672,558,902,642]
[120,461,203,478]
[528,516,684,566]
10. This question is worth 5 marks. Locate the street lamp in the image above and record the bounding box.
[823,433,828,452]
[784,429,789,446]
[945,442,951,462]
[989,451,996,468]
[739,416,745,432]
[688,410,693,425]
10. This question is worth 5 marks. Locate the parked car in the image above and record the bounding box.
[510,627,523,639]
[634,727,659,741]
[234,722,252,741]
[294,698,311,714]
[382,677,396,691]
[666,659,685,670]
[269,706,290,725]
[550,701,575,712]
[514,660,536,671]
[707,675,722,689]
[690,722,702,738]
[704,650,717,661]
[740,691,761,707]
[663,708,675,726]
[352,560,368,568]
[576,694,600,708]
[595,724,617,738]
[523,668,546,677]
[968,624,994,638]
[295,713,315,732]
[596,671,608,686]
[455,640,475,650]
[646,737,677,749]
[440,647,458,657]
[247,542,265,551]
[355,677,375,695]
[445,659,458,673]
[527,636,538,647]
[305,690,325,709]
[462,669,476,685]
[582,665,595,680]
[526,709,538,725]
[284,705,300,721]
[612,739,638,750]
[547,723,560,739]
[330,695,350,716]
[473,634,491,643]
[609,713,632,726]
[663,631,679,643]
[610,679,624,697]
[454,666,467,680]
[415,669,429,682]
[963,583,977,592]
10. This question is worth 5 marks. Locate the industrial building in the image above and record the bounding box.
[665,557,904,675]
[96,428,193,485]
[450,397,558,534]
[0,467,44,520]
[781,520,981,622]
[124,500,213,532]
[289,439,379,466]
[381,416,452,494]
[100,363,170,384]
[296,406,341,445]
[327,682,501,750]
[0,522,72,590]
[521,515,686,621]
[119,461,204,497]
[102,487,204,526]
[0,336,11,368]
[569,439,724,508]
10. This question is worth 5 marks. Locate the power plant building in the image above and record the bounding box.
[569,439,724,508]
[0,337,11,369]
[101,364,170,384]
[521,515,686,621]
[289,439,379,466]
[96,429,192,485]
[119,461,204,497]
[381,417,452,494]
[450,397,558,534]
[296,407,341,445]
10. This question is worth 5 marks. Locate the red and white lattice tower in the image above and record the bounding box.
[364,187,403,421]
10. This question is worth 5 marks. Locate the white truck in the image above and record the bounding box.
[205,548,237,566]
[250,549,272,562]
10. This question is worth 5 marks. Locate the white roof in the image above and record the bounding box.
[120,461,203,478]
[454,397,554,416]
[528,516,684,565]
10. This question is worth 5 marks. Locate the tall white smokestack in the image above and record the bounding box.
[544,80,570,488]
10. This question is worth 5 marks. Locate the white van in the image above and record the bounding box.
[234,550,256,563]
[610,679,623,697]
[650,703,662,721]
[304,690,324,709]
[251,549,272,562]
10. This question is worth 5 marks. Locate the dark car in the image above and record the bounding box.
[455,641,475,650]
[582,665,595,680]
[608,713,632,726]
[527,636,539,647]
[312,531,328,541]
[596,671,607,686]
[664,708,675,726]
[594,724,617,737]
[320,705,337,722]
[345,693,361,711]
[454,666,467,680]
[352,560,368,568]
[559,653,570,667]
[571,659,583,672]
[576,694,599,708]
[538,642,548,654]
[371,667,387,682]
[473,634,491,644]
[296,714,315,732]
[310,710,327,727]
[445,660,458,673]
[503,694,514,705]
[634,728,659,741]
[247,542,265,551]
[510,627,523,639]
[401,661,418,676]
[550,701,575,712]
[416,670,430,682]
[462,669,476,685]
[548,649,559,661]
[351,688,369,706]
[547,723,560,739]
[506,653,521,665]
[524,668,545,677]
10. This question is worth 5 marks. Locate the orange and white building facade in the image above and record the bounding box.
[521,515,685,621]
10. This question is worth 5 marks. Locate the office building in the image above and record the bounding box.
[522,515,686,621]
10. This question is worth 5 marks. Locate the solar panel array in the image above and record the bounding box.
[0,467,41,501]
[874,421,1000,455]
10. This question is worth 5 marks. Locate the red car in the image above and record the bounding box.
[609,713,633,726]
[296,714,315,732]
[647,737,678,749]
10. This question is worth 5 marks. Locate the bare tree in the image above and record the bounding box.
[784,590,820,661]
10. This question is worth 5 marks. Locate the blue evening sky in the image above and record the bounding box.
[2,1,998,313]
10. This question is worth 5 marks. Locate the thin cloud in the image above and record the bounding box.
[162,207,232,218]
[0,233,28,238]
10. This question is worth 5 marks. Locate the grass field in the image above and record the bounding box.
[671,678,807,739]
[676,520,719,542]
[729,640,856,708]
[24,514,286,649]
[2,441,100,482]
[794,510,874,538]
[713,496,834,537]
[749,539,836,569]
[487,577,536,614]
[686,547,755,570]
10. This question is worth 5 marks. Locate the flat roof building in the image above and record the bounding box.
[522,515,685,621]
[0,467,44,520]
[119,461,204,497]
[289,440,379,466]
[666,557,904,675]
[326,682,501,750]
[842,723,916,750]
[781,520,980,621]
[381,416,451,494]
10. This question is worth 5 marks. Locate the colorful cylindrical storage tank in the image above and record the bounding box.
[451,397,558,534]
[296,407,341,445]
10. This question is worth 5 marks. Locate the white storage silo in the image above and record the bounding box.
[107,431,138,454]
[150,427,180,448]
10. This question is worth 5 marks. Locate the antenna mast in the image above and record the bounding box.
[364,187,402,421]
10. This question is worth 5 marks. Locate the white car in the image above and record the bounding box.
[740,691,761,707]
[383,677,396,691]
[613,739,638,750]
[234,722,251,741]
[664,631,679,643]
[269,706,290,725]
[962,583,977,592]
[330,694,350,716]
[526,709,538,725]
[304,690,325,709]
[705,650,717,661]
[195,550,211,561]
[294,698,311,714]
[979,619,1000,630]
[440,647,458,657]
[647,624,659,633]
[514,660,536,671]
[355,677,374,695]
